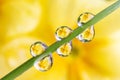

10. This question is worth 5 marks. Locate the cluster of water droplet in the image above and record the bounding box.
[77,12,95,42]
[55,26,73,57]
[30,12,95,72]
[30,41,53,72]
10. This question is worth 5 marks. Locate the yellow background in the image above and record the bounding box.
[0,0,120,80]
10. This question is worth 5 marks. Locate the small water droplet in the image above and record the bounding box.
[34,55,53,72]
[55,26,72,41]
[77,12,95,42]
[57,42,72,57]
[30,41,47,57]
[78,12,94,26]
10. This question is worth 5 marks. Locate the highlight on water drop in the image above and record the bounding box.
[30,41,47,57]
[34,55,53,72]
[55,26,72,41]
[77,12,95,42]
[56,42,72,57]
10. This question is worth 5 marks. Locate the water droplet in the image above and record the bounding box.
[78,26,95,42]
[78,12,94,26]
[55,26,72,41]
[30,41,47,57]
[77,12,95,42]
[34,55,53,72]
[57,42,72,57]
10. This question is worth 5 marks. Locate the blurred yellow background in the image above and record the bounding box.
[0,0,120,80]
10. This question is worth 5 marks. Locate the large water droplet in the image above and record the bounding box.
[57,42,72,57]
[34,55,53,72]
[77,12,95,42]
[78,26,95,42]
[55,26,72,41]
[30,41,47,57]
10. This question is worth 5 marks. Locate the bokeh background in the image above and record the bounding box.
[0,0,120,80]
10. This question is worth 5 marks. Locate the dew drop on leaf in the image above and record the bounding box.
[30,41,47,57]
[34,55,53,72]
[55,26,72,41]
[57,42,72,57]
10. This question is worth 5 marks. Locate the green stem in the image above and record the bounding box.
[1,0,120,80]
